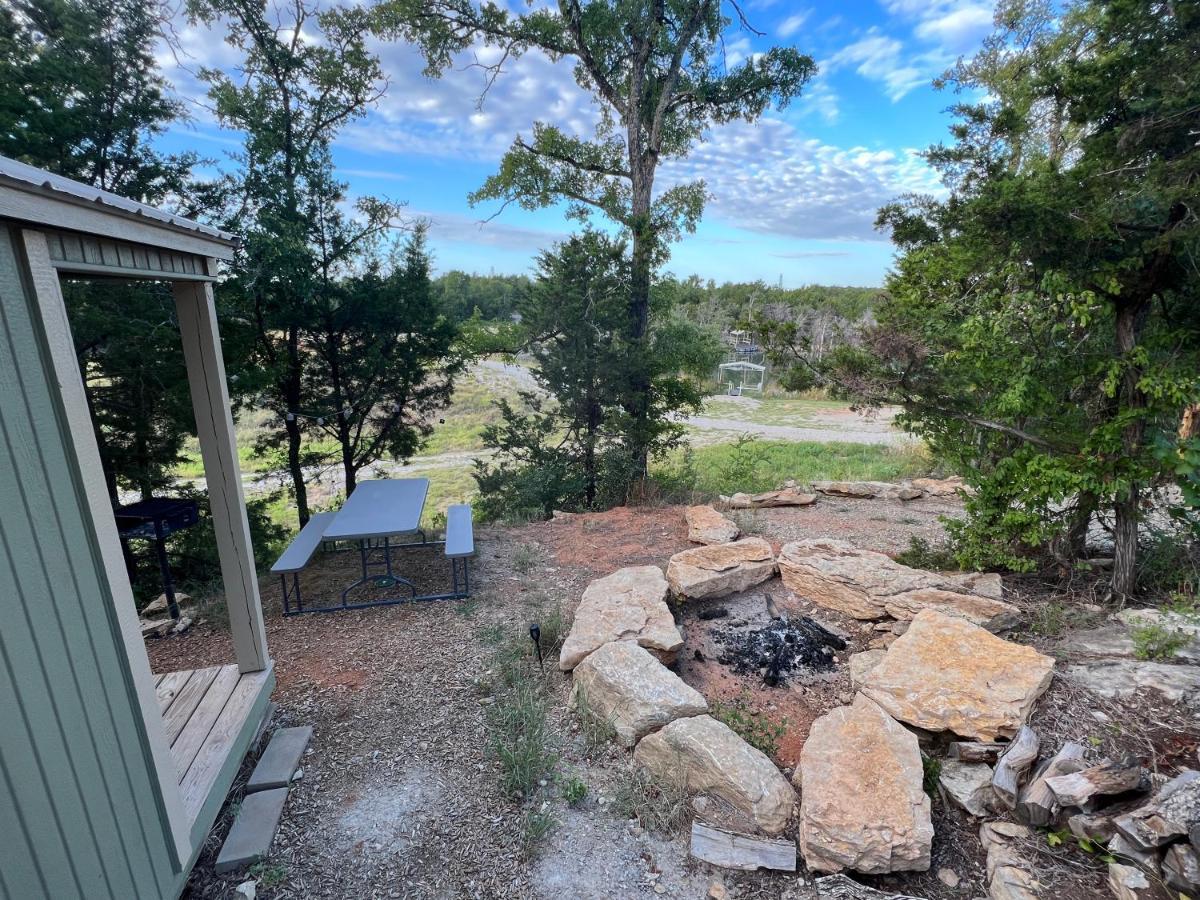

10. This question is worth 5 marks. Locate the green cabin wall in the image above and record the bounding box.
[0,224,181,899]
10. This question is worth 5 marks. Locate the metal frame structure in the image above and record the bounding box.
[717,360,767,394]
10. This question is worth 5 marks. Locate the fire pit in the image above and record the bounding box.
[713,616,847,686]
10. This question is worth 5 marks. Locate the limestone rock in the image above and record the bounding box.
[144,591,193,616]
[686,505,740,545]
[884,588,1020,632]
[1108,863,1168,900]
[666,538,776,600]
[979,822,1040,900]
[945,571,1005,601]
[813,875,924,899]
[634,714,795,834]
[777,539,1013,625]
[860,610,1055,740]
[571,641,707,746]
[848,650,886,688]
[811,480,914,500]
[910,476,968,497]
[559,566,682,671]
[795,694,932,875]
[1163,843,1200,895]
[1066,658,1200,704]
[1114,770,1200,850]
[724,488,818,509]
[939,760,995,817]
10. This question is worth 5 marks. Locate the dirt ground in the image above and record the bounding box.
[150,496,1199,900]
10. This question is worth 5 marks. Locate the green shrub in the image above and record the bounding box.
[709,694,787,758]
[520,806,557,857]
[1131,622,1190,661]
[560,774,588,806]
[894,536,959,571]
[922,754,942,798]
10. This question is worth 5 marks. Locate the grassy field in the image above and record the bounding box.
[663,439,931,498]
[171,362,924,536]
[700,393,865,426]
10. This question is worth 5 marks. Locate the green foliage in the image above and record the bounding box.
[433,271,531,323]
[1131,623,1190,662]
[894,537,960,571]
[715,435,769,494]
[560,775,588,807]
[922,754,942,798]
[709,694,787,759]
[484,660,557,801]
[520,807,556,857]
[475,232,721,518]
[611,766,691,836]
[758,0,1200,595]
[247,860,288,888]
[375,0,814,470]
[677,440,931,497]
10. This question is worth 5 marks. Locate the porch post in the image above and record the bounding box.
[173,275,269,674]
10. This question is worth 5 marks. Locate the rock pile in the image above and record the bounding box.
[558,565,682,670]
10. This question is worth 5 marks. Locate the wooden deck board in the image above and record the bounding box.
[156,670,191,712]
[180,671,271,822]
[163,666,222,748]
[170,665,239,780]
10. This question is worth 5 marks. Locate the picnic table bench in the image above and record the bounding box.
[269,480,474,615]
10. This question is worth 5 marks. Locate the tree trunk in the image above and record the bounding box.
[284,326,309,525]
[624,154,655,489]
[1111,298,1151,598]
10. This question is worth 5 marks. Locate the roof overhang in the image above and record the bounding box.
[0,155,236,261]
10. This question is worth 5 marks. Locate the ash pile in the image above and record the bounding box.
[708,607,846,686]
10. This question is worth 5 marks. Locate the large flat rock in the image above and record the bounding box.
[795,694,932,875]
[666,538,776,600]
[777,539,1015,627]
[570,641,707,746]
[559,566,682,671]
[1066,658,1200,704]
[685,505,740,545]
[860,609,1055,740]
[634,714,796,834]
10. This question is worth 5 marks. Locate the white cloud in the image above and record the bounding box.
[660,117,943,242]
[913,4,994,52]
[778,10,811,38]
[798,73,840,123]
[830,32,927,101]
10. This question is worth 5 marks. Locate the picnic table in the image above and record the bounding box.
[270,478,473,615]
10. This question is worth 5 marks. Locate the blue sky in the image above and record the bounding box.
[156,0,996,287]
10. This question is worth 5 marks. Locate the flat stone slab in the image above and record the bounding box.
[685,505,740,545]
[215,787,289,873]
[796,694,932,875]
[247,726,312,792]
[1067,658,1200,704]
[570,641,707,746]
[666,538,776,600]
[860,609,1055,741]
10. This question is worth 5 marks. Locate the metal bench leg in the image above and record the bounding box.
[281,572,303,616]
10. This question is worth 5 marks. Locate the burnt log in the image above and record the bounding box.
[1016,742,1088,826]
[949,741,1005,764]
[992,725,1040,811]
[1046,756,1148,807]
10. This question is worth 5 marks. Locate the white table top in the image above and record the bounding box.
[322,478,430,542]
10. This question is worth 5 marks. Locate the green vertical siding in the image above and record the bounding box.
[0,225,178,900]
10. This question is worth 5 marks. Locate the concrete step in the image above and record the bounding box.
[246,725,312,792]
[214,787,289,873]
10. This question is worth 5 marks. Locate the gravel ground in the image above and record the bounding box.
[149,496,1197,900]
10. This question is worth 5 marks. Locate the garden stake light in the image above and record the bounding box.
[529,623,543,672]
